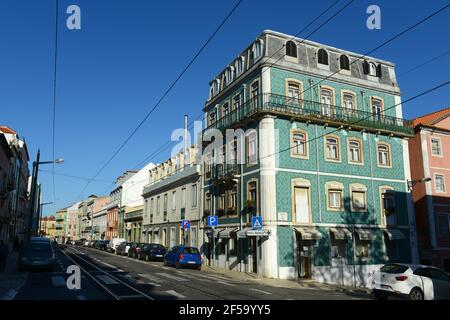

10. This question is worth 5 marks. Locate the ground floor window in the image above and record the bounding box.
[385,239,399,261]
[355,238,370,260]
[229,238,237,256]
[218,239,227,255]
[330,238,347,263]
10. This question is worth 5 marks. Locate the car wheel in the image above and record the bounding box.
[163,259,168,266]
[175,262,181,269]
[145,255,149,262]
[196,265,202,271]
[409,288,424,300]
[373,290,388,300]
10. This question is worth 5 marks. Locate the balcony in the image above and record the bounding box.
[204,93,413,136]
[210,164,241,187]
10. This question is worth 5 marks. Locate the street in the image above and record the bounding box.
[13,245,372,300]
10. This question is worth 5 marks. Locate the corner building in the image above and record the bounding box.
[202,30,417,286]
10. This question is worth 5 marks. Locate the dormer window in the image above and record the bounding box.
[235,56,245,76]
[213,79,221,93]
[364,61,381,77]
[253,39,264,60]
[286,41,297,58]
[369,62,377,76]
[318,49,328,65]
[340,55,350,70]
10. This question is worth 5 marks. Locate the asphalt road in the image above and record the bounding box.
[14,245,372,300]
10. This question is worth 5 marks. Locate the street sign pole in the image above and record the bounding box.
[212,226,215,268]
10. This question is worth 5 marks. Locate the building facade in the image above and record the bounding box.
[142,147,202,249]
[66,202,80,240]
[55,207,67,243]
[92,207,107,240]
[121,164,154,242]
[409,107,450,272]
[201,30,417,286]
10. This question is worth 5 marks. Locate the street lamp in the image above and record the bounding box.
[407,177,431,191]
[38,202,53,237]
[28,149,64,239]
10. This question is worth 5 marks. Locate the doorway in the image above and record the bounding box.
[297,236,313,278]
[248,237,258,273]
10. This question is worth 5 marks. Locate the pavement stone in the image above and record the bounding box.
[203,265,372,295]
[0,251,29,300]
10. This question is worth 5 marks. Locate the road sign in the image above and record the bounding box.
[252,216,262,230]
[207,216,218,227]
[181,219,190,230]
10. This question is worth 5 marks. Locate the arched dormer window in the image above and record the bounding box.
[340,55,350,70]
[213,79,220,94]
[235,56,245,76]
[286,41,297,58]
[318,48,328,65]
[253,39,264,60]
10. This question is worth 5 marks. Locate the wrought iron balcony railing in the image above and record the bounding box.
[212,163,241,180]
[205,93,413,136]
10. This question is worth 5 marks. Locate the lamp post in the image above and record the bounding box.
[407,177,431,191]
[27,149,64,239]
[38,202,53,236]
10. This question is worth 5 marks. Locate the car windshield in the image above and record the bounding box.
[150,244,164,249]
[380,264,408,274]
[182,247,199,254]
[25,243,52,253]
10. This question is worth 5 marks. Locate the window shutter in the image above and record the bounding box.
[377,64,382,77]
[363,61,369,74]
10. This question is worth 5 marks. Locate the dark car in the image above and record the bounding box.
[19,241,56,271]
[164,246,202,270]
[98,240,109,251]
[127,242,142,258]
[92,240,101,249]
[138,243,166,261]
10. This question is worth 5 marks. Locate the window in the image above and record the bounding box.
[172,191,176,211]
[204,153,212,179]
[381,190,395,221]
[229,187,237,211]
[435,174,446,193]
[285,41,297,58]
[340,55,350,70]
[371,98,383,120]
[291,130,307,157]
[247,181,258,212]
[317,49,328,65]
[181,188,186,209]
[250,81,259,110]
[431,138,442,156]
[377,143,391,167]
[348,139,362,163]
[385,239,399,261]
[287,81,302,104]
[369,62,377,76]
[205,192,211,212]
[320,88,335,116]
[438,214,450,236]
[163,194,168,212]
[246,131,257,165]
[235,57,245,76]
[342,92,356,112]
[191,184,197,207]
[229,138,238,164]
[355,239,370,259]
[253,39,263,60]
[209,111,216,126]
[330,238,346,261]
[156,196,160,215]
[328,190,343,210]
[233,94,241,111]
[222,102,230,117]
[325,136,340,161]
[352,190,367,211]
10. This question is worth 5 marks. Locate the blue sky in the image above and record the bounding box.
[1,0,449,216]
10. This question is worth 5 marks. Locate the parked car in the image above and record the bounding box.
[106,238,126,253]
[128,242,143,258]
[115,242,128,256]
[98,240,109,251]
[163,246,202,270]
[371,263,450,300]
[138,243,166,261]
[19,240,56,271]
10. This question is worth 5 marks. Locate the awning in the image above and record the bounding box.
[329,227,352,240]
[237,227,251,239]
[384,229,405,240]
[355,228,377,241]
[294,227,322,240]
[206,228,224,237]
[218,228,237,238]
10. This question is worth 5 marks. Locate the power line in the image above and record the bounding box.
[398,49,450,78]
[39,169,114,184]
[76,0,243,201]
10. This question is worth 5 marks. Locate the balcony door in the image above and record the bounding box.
[320,88,335,117]
[294,187,311,224]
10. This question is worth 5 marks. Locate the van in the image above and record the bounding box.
[107,238,126,253]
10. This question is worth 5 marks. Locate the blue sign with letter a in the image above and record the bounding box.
[207,216,218,227]
[252,216,262,230]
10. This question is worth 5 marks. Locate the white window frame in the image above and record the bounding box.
[377,142,392,168]
[435,174,446,193]
[291,129,308,159]
[324,135,341,162]
[431,137,443,157]
[191,184,197,207]
[348,138,363,165]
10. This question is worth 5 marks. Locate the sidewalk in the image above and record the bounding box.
[0,250,28,300]
[203,265,371,295]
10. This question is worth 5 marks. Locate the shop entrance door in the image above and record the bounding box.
[297,237,312,278]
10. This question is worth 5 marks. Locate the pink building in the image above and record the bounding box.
[409,107,450,272]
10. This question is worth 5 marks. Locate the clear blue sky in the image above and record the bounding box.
[1,0,449,216]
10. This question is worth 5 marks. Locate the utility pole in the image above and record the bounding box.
[27,149,40,241]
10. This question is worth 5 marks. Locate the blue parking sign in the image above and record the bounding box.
[207,216,218,227]
[252,216,262,230]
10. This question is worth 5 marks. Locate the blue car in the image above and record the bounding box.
[163,246,202,270]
